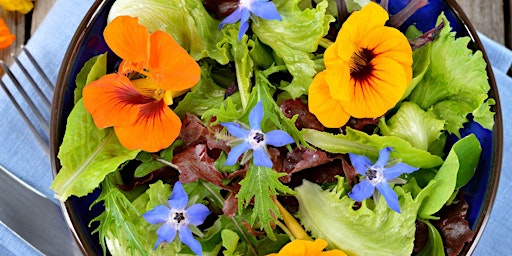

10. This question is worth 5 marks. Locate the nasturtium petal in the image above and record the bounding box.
[82,74,141,128]
[148,30,201,92]
[104,16,149,67]
[308,71,351,128]
[114,100,181,152]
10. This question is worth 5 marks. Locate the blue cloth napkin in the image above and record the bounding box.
[0,0,510,255]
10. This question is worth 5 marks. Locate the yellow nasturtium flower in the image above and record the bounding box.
[308,2,413,127]
[268,239,347,256]
[0,0,34,14]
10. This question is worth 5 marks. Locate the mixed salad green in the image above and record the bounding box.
[51,0,494,255]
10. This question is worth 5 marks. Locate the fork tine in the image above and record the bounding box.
[11,53,52,110]
[0,78,50,157]
[0,60,50,135]
[21,45,54,91]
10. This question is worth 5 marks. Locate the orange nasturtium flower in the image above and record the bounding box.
[308,2,413,128]
[268,239,347,256]
[83,16,200,152]
[0,17,15,49]
[0,0,34,14]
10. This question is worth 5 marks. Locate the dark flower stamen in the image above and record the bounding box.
[350,48,375,81]
[173,212,185,223]
[365,169,378,180]
[253,132,265,143]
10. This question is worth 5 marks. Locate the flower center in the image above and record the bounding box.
[365,167,384,185]
[169,209,188,228]
[248,130,266,149]
[350,48,375,81]
[239,0,254,8]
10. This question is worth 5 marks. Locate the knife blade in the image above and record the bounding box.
[0,164,82,255]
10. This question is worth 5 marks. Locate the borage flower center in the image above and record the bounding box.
[349,48,375,82]
[169,209,189,228]
[365,167,384,185]
[248,129,266,149]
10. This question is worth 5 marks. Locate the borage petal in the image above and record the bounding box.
[225,142,252,166]
[265,130,294,147]
[168,182,188,210]
[221,122,250,139]
[238,8,251,41]
[219,7,242,28]
[375,147,392,168]
[375,183,400,213]
[142,205,170,224]
[348,153,373,175]
[149,31,201,92]
[348,180,374,202]
[249,101,264,130]
[250,1,282,21]
[179,226,203,256]
[186,204,210,226]
[82,74,142,129]
[384,163,419,180]
[253,148,273,168]
[114,99,181,152]
[154,223,177,249]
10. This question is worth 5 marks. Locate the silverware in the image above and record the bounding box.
[0,47,82,255]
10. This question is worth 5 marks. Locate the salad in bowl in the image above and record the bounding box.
[50,0,501,255]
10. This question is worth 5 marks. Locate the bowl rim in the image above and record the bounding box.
[50,0,504,255]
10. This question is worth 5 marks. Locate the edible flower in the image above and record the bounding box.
[0,0,33,14]
[308,2,413,128]
[0,17,15,49]
[267,238,347,256]
[83,16,201,152]
[348,147,418,213]
[219,0,282,41]
[221,101,294,168]
[143,182,210,255]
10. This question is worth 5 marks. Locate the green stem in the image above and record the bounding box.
[319,38,334,49]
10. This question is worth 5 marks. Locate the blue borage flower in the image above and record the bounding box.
[219,0,282,41]
[221,101,294,168]
[142,182,210,255]
[348,147,419,213]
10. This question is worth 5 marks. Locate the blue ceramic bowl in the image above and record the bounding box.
[50,0,502,255]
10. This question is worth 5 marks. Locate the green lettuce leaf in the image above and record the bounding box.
[252,0,334,98]
[74,53,107,103]
[416,220,445,256]
[296,179,433,256]
[302,128,443,169]
[417,134,481,219]
[108,0,230,64]
[378,101,445,152]
[51,100,140,201]
[407,13,492,136]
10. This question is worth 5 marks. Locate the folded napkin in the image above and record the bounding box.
[0,0,510,255]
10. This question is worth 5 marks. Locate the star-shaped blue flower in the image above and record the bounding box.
[143,182,210,255]
[219,0,282,41]
[348,147,418,213]
[221,101,294,168]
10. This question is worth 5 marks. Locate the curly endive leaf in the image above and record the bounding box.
[51,100,139,201]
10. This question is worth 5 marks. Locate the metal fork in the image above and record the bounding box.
[0,46,54,157]
[0,46,81,255]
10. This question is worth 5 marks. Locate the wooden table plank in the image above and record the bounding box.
[0,0,56,69]
[456,0,507,46]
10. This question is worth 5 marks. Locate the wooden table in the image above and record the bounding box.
[0,0,510,73]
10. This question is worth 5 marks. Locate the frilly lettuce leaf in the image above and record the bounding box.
[407,13,492,136]
[302,128,443,169]
[296,179,433,256]
[252,0,334,98]
[50,100,140,201]
[378,101,445,152]
[108,0,230,64]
